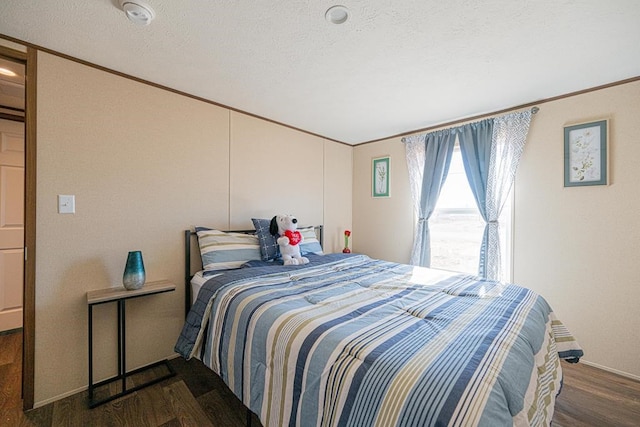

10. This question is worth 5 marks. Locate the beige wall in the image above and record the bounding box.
[353,80,640,380]
[323,141,353,253]
[514,81,640,379]
[34,52,352,405]
[229,112,324,228]
[352,141,413,263]
[227,113,352,252]
[25,42,640,405]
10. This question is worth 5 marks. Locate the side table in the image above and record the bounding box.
[86,279,176,408]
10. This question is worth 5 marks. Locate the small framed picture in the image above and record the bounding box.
[564,120,608,187]
[372,156,390,197]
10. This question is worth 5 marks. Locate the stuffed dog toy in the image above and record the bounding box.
[270,214,309,266]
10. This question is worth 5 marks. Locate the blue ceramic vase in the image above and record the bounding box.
[123,251,145,290]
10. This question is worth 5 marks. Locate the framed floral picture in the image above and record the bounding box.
[372,156,390,197]
[564,120,608,187]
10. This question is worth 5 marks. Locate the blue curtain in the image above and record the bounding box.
[458,119,494,277]
[404,129,456,267]
[458,110,532,280]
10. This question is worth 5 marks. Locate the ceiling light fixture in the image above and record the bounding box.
[120,0,156,26]
[325,5,350,24]
[0,67,17,77]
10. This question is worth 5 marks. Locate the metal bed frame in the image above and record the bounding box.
[183,225,323,316]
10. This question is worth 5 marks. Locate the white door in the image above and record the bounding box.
[0,118,24,332]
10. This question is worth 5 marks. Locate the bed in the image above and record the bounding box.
[175,224,583,426]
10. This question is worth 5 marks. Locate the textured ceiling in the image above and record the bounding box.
[1,1,639,144]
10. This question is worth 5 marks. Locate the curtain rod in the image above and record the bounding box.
[401,106,539,143]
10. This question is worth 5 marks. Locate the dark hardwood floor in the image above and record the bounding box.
[1,330,639,426]
[1,329,23,426]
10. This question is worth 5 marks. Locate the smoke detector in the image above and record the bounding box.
[120,1,156,26]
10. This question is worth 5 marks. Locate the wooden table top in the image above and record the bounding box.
[86,279,175,305]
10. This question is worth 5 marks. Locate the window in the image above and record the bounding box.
[430,143,513,279]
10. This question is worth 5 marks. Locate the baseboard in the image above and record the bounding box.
[579,359,640,382]
[33,385,87,409]
[33,354,181,409]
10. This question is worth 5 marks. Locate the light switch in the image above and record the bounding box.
[58,195,75,214]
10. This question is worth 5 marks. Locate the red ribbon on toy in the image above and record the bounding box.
[284,230,301,246]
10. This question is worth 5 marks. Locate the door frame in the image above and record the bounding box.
[0,44,36,410]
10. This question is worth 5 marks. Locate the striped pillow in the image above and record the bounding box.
[299,226,323,255]
[195,228,262,273]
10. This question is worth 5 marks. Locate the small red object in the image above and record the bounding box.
[343,229,351,253]
[284,230,301,246]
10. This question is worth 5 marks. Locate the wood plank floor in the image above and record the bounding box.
[1,330,639,426]
[554,362,640,426]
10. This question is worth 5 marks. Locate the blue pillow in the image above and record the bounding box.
[299,226,324,255]
[252,218,280,261]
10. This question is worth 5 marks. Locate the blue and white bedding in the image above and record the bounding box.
[175,254,582,426]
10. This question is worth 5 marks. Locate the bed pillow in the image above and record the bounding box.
[251,218,280,261]
[195,227,262,273]
[299,226,324,255]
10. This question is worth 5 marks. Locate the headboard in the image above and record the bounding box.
[183,225,323,317]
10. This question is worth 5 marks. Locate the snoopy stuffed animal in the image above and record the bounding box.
[270,214,309,266]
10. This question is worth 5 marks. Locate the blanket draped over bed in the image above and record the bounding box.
[175,254,582,427]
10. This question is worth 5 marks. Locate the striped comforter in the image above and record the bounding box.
[175,254,582,426]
